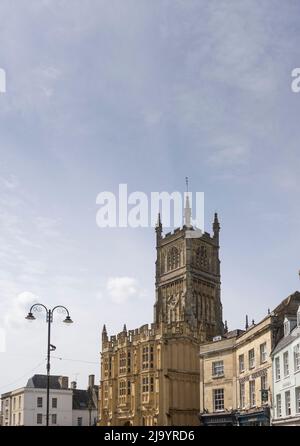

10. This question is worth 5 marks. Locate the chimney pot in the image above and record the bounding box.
[59,376,69,389]
[88,374,95,388]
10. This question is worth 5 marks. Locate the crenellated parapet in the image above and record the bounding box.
[101,320,205,353]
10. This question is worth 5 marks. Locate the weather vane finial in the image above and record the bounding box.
[185,176,189,193]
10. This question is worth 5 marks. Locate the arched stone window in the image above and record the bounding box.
[167,247,180,271]
[195,245,209,270]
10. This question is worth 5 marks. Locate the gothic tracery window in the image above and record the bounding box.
[167,247,180,271]
[195,245,209,270]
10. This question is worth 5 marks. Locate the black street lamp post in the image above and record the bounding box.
[25,304,73,426]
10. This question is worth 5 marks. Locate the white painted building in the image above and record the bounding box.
[271,306,300,425]
[1,374,98,426]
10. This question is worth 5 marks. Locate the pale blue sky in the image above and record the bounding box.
[0,0,299,393]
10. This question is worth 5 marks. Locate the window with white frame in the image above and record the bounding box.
[283,351,289,377]
[239,354,245,373]
[37,397,43,408]
[276,394,282,418]
[275,357,281,380]
[248,349,255,369]
[260,343,267,364]
[212,360,224,377]
[295,387,300,414]
[285,391,291,416]
[213,388,224,412]
[239,382,245,408]
[249,380,256,407]
[294,344,300,372]
[51,414,57,425]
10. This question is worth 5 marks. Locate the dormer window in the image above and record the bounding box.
[284,318,290,337]
[284,316,297,336]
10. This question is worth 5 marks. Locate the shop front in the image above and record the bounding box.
[236,408,270,426]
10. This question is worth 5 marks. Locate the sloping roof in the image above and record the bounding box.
[72,389,96,410]
[272,334,295,355]
[273,291,300,318]
[225,329,244,338]
[26,375,64,389]
[272,326,300,355]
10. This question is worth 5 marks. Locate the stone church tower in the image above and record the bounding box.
[99,198,224,426]
[154,203,223,340]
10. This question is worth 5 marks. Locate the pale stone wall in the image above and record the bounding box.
[200,337,237,413]
[199,317,275,417]
[99,323,200,426]
[235,318,273,411]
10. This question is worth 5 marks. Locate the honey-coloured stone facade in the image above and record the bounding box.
[99,211,224,426]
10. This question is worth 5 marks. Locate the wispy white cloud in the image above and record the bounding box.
[4,291,38,330]
[105,276,144,304]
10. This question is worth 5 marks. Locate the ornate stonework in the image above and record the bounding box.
[99,211,224,426]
